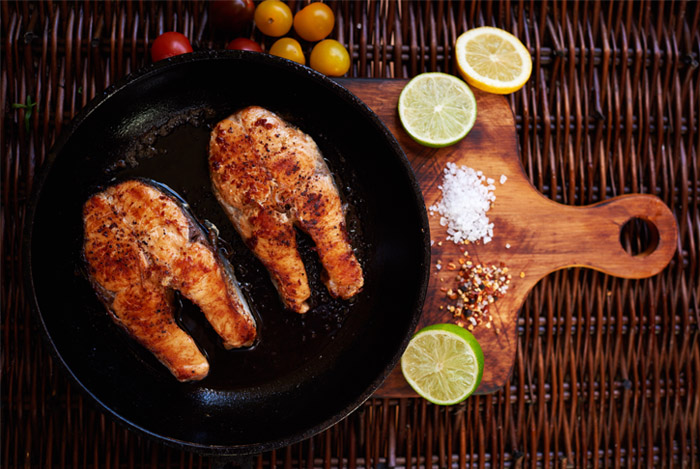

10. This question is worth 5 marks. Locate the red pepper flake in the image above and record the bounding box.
[439,253,511,331]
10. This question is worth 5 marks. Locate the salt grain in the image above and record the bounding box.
[500,174,508,184]
[429,162,496,244]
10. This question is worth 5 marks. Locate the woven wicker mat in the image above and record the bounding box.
[2,1,698,467]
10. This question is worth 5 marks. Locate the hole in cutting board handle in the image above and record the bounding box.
[619,217,660,257]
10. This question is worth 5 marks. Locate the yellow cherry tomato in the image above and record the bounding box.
[269,37,305,65]
[254,0,293,37]
[310,39,350,76]
[293,2,335,42]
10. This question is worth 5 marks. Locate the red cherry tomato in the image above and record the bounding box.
[226,37,263,52]
[151,32,193,62]
[209,0,255,34]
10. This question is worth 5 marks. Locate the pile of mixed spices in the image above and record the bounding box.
[439,253,511,332]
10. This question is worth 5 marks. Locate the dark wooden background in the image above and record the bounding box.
[2,1,698,467]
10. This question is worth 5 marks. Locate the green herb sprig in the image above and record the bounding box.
[12,95,37,132]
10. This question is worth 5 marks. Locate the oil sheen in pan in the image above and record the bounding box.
[109,106,370,389]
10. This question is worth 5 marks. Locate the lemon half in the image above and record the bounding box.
[455,26,532,95]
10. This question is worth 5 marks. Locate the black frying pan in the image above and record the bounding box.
[24,51,429,455]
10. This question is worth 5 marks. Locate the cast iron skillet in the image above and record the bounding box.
[25,51,429,455]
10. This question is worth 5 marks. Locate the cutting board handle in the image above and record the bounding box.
[546,194,678,279]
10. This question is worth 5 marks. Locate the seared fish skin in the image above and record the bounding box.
[82,179,257,382]
[209,106,364,314]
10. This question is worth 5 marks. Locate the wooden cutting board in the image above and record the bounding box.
[337,79,678,396]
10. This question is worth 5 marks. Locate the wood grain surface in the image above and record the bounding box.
[337,79,679,397]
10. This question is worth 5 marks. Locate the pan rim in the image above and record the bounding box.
[23,50,431,455]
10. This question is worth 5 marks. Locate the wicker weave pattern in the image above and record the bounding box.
[2,1,698,467]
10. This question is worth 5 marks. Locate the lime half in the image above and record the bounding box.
[401,323,484,405]
[398,72,477,148]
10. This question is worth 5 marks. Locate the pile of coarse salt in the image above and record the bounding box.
[429,162,497,244]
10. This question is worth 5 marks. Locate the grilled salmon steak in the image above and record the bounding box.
[82,179,257,382]
[209,106,364,313]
